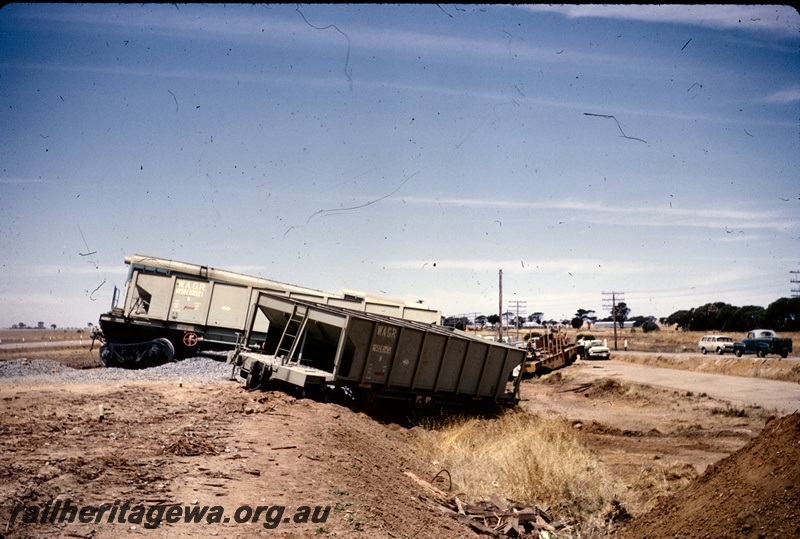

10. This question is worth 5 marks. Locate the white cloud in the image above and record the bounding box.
[391,196,797,232]
[385,257,657,275]
[762,87,800,104]
[520,5,799,36]
[0,177,48,184]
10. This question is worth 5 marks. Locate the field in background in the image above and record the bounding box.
[0,328,100,367]
[0,327,92,343]
[476,326,800,355]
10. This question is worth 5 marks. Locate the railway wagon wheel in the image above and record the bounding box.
[152,338,176,363]
[245,362,269,391]
[99,343,121,368]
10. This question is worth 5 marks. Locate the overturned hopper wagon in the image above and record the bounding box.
[95,255,440,368]
[227,293,526,409]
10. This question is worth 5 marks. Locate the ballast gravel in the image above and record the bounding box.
[0,357,239,384]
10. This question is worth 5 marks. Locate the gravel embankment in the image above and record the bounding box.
[0,357,239,384]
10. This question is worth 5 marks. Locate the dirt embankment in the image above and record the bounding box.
[0,380,476,539]
[614,413,800,539]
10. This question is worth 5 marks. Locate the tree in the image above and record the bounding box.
[611,302,630,329]
[50,324,57,329]
[87,322,94,328]
[642,320,660,333]
[486,314,500,327]
[17,322,26,329]
[629,315,655,328]
[690,302,731,332]
[666,310,693,330]
[442,316,469,330]
[37,321,45,329]
[572,309,596,330]
[722,306,765,332]
[764,297,800,331]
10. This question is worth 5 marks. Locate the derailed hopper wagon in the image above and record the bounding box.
[228,293,526,409]
[95,254,440,368]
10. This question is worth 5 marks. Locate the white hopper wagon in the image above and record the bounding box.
[95,255,440,368]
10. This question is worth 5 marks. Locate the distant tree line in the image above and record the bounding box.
[9,322,95,330]
[666,298,800,332]
[10,322,57,329]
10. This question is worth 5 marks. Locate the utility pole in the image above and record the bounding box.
[498,270,503,342]
[602,291,625,351]
[791,268,800,298]
[508,300,527,342]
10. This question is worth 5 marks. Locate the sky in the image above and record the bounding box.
[1,4,799,328]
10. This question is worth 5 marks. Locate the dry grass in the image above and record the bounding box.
[630,461,698,512]
[415,410,620,534]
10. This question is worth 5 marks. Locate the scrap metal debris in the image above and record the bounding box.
[162,429,219,457]
[405,471,570,537]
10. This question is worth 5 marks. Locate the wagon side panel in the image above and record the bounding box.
[434,337,468,393]
[476,346,511,398]
[457,341,489,395]
[412,333,447,390]
[387,328,425,388]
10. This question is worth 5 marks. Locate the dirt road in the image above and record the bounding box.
[570,358,800,413]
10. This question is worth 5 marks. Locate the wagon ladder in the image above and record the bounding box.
[276,304,309,365]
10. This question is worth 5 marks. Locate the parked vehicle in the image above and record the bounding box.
[698,335,735,355]
[733,329,792,359]
[584,340,610,360]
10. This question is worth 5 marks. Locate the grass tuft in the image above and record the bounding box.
[416,410,619,533]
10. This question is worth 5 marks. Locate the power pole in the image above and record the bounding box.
[602,291,625,351]
[508,300,527,342]
[791,269,800,298]
[498,270,503,341]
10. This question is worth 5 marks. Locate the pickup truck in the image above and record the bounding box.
[733,329,792,358]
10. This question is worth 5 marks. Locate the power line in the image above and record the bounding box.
[508,299,527,341]
[602,291,625,351]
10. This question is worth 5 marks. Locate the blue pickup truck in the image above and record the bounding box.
[733,329,792,359]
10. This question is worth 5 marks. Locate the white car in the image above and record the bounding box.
[585,340,610,360]
[698,335,734,355]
